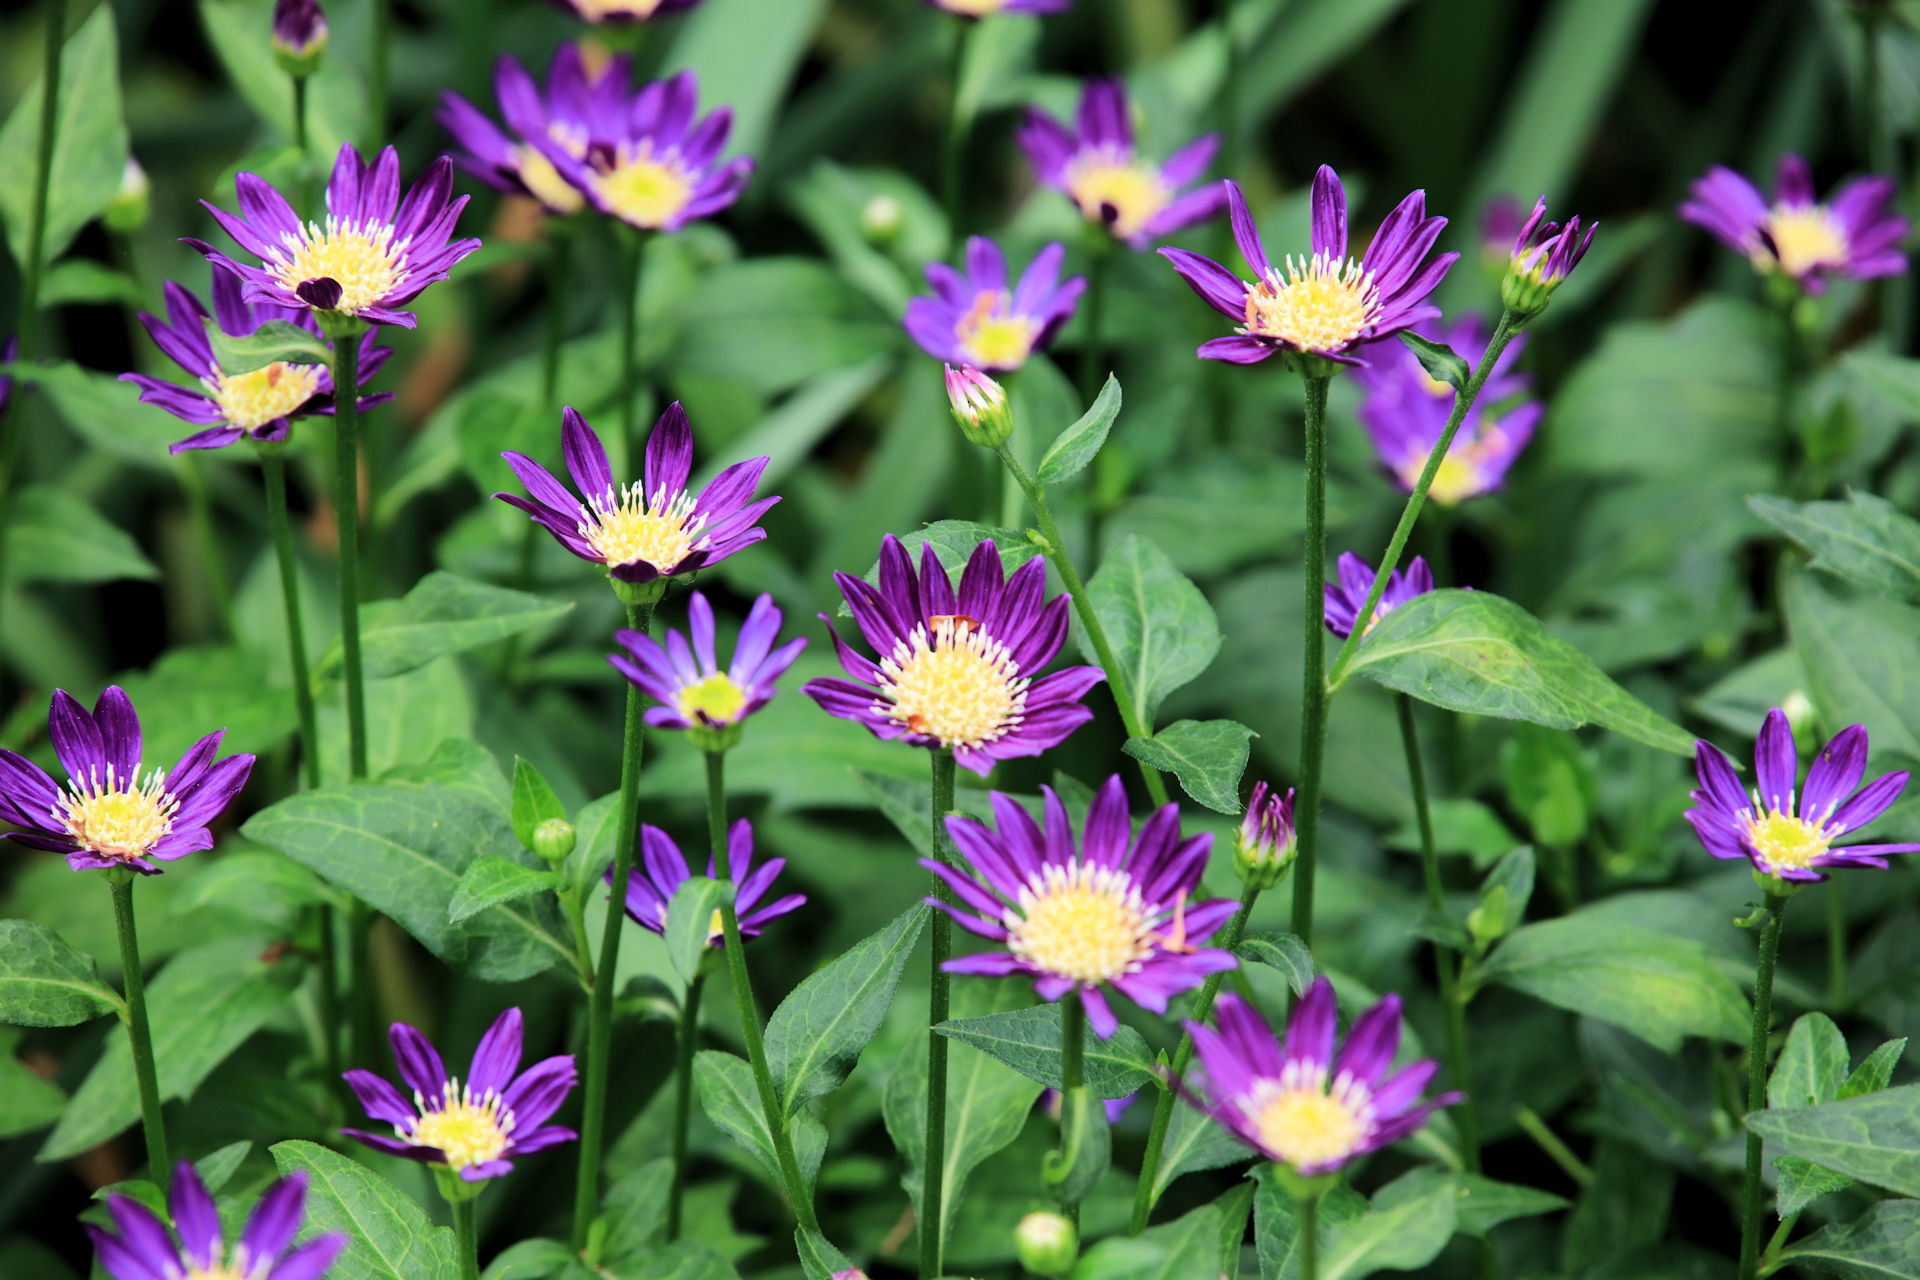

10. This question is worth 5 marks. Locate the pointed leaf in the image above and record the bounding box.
[935,1003,1156,1099]
[1397,332,1469,393]
[1751,491,1920,603]
[449,856,563,925]
[1035,374,1122,487]
[1124,719,1256,814]
[510,758,568,851]
[202,318,333,374]
[693,1050,825,1196]
[767,904,928,1112]
[1085,534,1222,722]
[1237,932,1314,997]
[664,877,727,987]
[319,572,575,680]
[0,920,122,1027]
[0,7,128,269]
[270,1140,458,1280]
[8,486,158,586]
[1748,1086,1920,1198]
[1777,1197,1920,1278]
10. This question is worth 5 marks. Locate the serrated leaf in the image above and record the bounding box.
[0,7,127,269]
[1748,1086,1920,1198]
[935,1003,1156,1099]
[1397,332,1469,392]
[1750,491,1920,603]
[0,920,122,1027]
[449,856,563,926]
[202,318,333,375]
[795,1230,856,1280]
[319,572,574,680]
[1238,932,1314,997]
[767,904,927,1112]
[1085,534,1221,722]
[1123,719,1255,814]
[1777,1197,1920,1278]
[510,758,568,852]
[1035,374,1122,487]
[1775,1155,1856,1218]
[664,877,727,987]
[1842,1039,1907,1099]
[270,1140,458,1280]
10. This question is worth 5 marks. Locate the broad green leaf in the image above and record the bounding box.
[270,1141,458,1280]
[510,758,568,851]
[1775,1156,1856,1220]
[1035,375,1122,487]
[767,904,928,1112]
[1072,1203,1222,1280]
[665,0,826,159]
[693,1050,826,1197]
[1238,932,1314,997]
[449,856,563,926]
[111,645,297,765]
[0,7,128,269]
[1748,1086,1920,1198]
[1254,1165,1453,1280]
[1397,332,1468,392]
[173,851,342,920]
[1771,1013,1851,1110]
[320,572,574,680]
[196,0,365,157]
[665,877,727,987]
[935,1003,1156,1099]
[0,1027,67,1138]
[203,319,333,374]
[1384,799,1521,868]
[1751,492,1920,603]
[1123,719,1256,814]
[1845,350,1920,418]
[0,920,121,1027]
[8,487,158,585]
[1085,533,1221,721]
[676,257,897,395]
[1475,915,1747,1052]
[602,1159,673,1262]
[3,362,180,468]
[482,1240,574,1280]
[1843,1039,1907,1099]
[1347,590,1694,756]
[1776,1197,1920,1278]
[1783,569,1920,760]
[38,258,142,308]
[622,1243,741,1280]
[1452,1174,1568,1237]
[1149,1096,1254,1208]
[44,938,298,1159]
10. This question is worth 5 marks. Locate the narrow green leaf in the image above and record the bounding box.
[1750,492,1920,603]
[1777,1197,1920,1278]
[509,758,568,852]
[270,1140,458,1280]
[935,1003,1156,1099]
[1035,375,1122,487]
[1238,932,1314,997]
[664,877,726,987]
[449,856,563,926]
[767,904,928,1112]
[0,7,128,269]
[1451,1174,1568,1237]
[1842,1039,1907,1099]
[8,487,158,586]
[319,572,574,680]
[1397,332,1469,392]
[0,920,122,1027]
[795,1230,857,1280]
[1123,719,1256,814]
[202,318,332,375]
[1149,1097,1254,1208]
[1085,534,1222,722]
[693,1050,826,1195]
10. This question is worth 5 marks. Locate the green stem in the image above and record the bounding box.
[1300,1188,1320,1280]
[1826,880,1846,1010]
[1740,892,1789,1280]
[328,330,368,780]
[1762,1212,1801,1272]
[259,448,321,788]
[941,18,975,241]
[1325,312,1521,694]
[292,74,308,154]
[923,748,957,1276]
[109,875,171,1187]
[451,1195,479,1280]
[572,596,656,1248]
[174,450,235,639]
[667,972,704,1241]
[315,902,341,1094]
[619,232,648,475]
[1129,877,1261,1233]
[1512,1104,1593,1188]
[348,898,375,1071]
[1290,374,1331,946]
[1056,996,1085,1230]
[993,444,1170,808]
[367,0,390,151]
[705,750,820,1232]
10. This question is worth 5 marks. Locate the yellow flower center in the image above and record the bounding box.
[956,291,1039,370]
[407,1081,513,1172]
[1245,1066,1372,1171]
[271,218,407,315]
[58,765,179,860]
[1242,253,1381,355]
[572,0,665,15]
[206,360,325,431]
[578,482,706,572]
[593,141,696,229]
[1742,806,1834,874]
[1065,155,1169,240]
[1395,425,1510,507]
[1006,861,1154,983]
[517,148,585,214]
[876,616,1027,749]
[708,907,726,941]
[940,0,1009,12]
[677,672,750,726]
[183,1258,255,1280]
[1764,205,1849,278]
[1418,369,1454,398]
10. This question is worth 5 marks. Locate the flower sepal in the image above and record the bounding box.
[1268,1162,1342,1204]
[432,1164,488,1203]
[1749,870,1806,904]
[101,864,138,888]
[1284,350,1345,382]
[687,721,743,755]
[313,310,369,343]
[610,574,670,609]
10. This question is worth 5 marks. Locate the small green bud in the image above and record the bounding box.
[532,817,576,864]
[103,158,151,234]
[1015,1211,1078,1277]
[860,194,904,248]
[272,0,328,78]
[945,364,1014,448]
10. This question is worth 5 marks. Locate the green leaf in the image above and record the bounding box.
[935,1003,1156,1099]
[0,920,122,1027]
[8,486,158,585]
[1384,799,1521,868]
[1347,589,1694,755]
[1043,1079,1110,1207]
[44,938,298,1160]
[1775,1156,1857,1220]
[601,1159,673,1262]
[664,877,727,987]
[1751,492,1920,603]
[1776,1197,1920,1278]
[320,572,574,680]
[1397,332,1468,392]
[0,7,128,269]
[1123,719,1256,814]
[1476,914,1748,1052]
[1073,1203,1223,1280]
[1085,534,1222,722]
[1843,1039,1907,1099]
[1783,569,1920,760]
[0,1027,67,1138]
[39,258,142,308]
[449,856,563,926]
[693,1050,826,1196]
[1149,1097,1254,1209]
[1771,1013,1851,1110]
[173,852,342,920]
[202,318,333,375]
[270,1140,458,1280]
[1451,1174,1569,1237]
[795,1230,857,1280]
[482,1240,574,1280]
[1238,932,1314,997]
[510,758,568,852]
[1254,1166,1456,1280]
[622,1243,742,1280]
[111,645,298,766]
[767,904,928,1113]
[1035,375,1123,487]
[1749,1085,1920,1199]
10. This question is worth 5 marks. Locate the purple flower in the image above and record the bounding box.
[0,687,255,874]
[1352,314,1538,505]
[1234,780,1296,889]
[0,333,16,419]
[1680,154,1907,291]
[439,46,634,216]
[1506,195,1595,294]
[1017,78,1226,248]
[610,590,807,732]
[904,237,1085,373]
[532,70,751,232]
[494,404,777,587]
[120,272,391,453]
[89,1163,343,1280]
[548,0,704,22]
[925,775,1236,1038]
[802,534,1105,776]
[189,144,481,329]
[272,0,327,62]
[1323,552,1434,640]
[607,818,806,943]
[1179,982,1458,1175]
[1161,170,1457,367]
[1686,708,1920,883]
[926,0,1069,14]
[343,1008,577,1182]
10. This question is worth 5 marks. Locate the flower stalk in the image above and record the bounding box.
[922,746,957,1277]
[1054,995,1086,1229]
[451,1194,480,1280]
[619,229,650,473]
[108,871,171,1189]
[668,972,704,1240]
[258,447,321,788]
[1740,890,1790,1280]
[1291,373,1331,945]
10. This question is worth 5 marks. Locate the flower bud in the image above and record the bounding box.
[860,194,904,248]
[945,364,1014,448]
[1501,195,1596,324]
[272,0,328,77]
[532,817,576,864]
[1781,690,1816,741]
[1016,1210,1078,1277]
[1233,782,1297,890]
[102,158,151,234]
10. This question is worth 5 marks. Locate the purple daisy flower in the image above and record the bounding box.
[1680,154,1908,291]
[1323,552,1434,640]
[1686,708,1920,883]
[120,271,392,453]
[188,143,482,329]
[925,775,1236,1038]
[548,0,704,21]
[610,590,807,732]
[1234,780,1297,889]
[439,46,634,216]
[1160,169,1457,367]
[0,687,255,875]
[343,1008,577,1183]
[1017,78,1226,248]
[1505,195,1595,298]
[494,404,777,587]
[532,69,751,233]
[1351,314,1538,505]
[903,237,1085,373]
[607,818,806,944]
[802,534,1105,776]
[927,0,1069,13]
[1179,982,1458,1175]
[89,1162,344,1280]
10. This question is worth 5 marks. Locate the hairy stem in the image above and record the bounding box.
[110,875,171,1188]
[1740,892,1789,1280]
[1290,374,1331,944]
[667,972,704,1240]
[922,748,957,1275]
